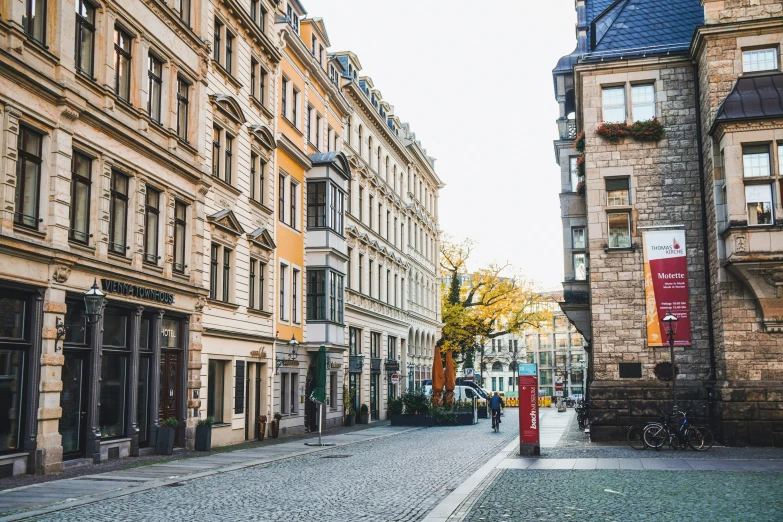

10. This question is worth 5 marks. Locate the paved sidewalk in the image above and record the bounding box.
[499,457,783,471]
[0,425,416,521]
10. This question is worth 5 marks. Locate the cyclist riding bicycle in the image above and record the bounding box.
[490,391,505,427]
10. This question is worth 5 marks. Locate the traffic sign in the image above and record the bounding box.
[554,390,564,397]
[555,376,563,385]
[555,383,564,391]
[391,374,399,384]
[464,368,474,380]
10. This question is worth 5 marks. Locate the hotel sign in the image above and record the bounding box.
[101,279,175,305]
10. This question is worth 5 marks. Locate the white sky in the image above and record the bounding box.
[306,0,577,289]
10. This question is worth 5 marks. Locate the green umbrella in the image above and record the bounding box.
[310,345,327,404]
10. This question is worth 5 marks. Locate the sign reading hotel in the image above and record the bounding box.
[643,230,691,346]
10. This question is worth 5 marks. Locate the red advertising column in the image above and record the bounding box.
[518,363,540,456]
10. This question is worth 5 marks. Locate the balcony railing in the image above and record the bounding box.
[348,355,363,373]
[370,357,382,372]
[566,120,577,139]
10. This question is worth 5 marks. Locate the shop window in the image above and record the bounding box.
[281,372,298,415]
[607,212,631,248]
[102,313,128,348]
[69,151,92,244]
[234,360,245,414]
[160,318,179,349]
[745,184,774,225]
[329,372,337,410]
[99,352,127,438]
[207,359,227,423]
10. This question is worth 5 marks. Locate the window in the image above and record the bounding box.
[70,151,91,243]
[369,259,374,297]
[327,126,334,152]
[143,187,160,265]
[23,0,46,45]
[315,115,322,150]
[607,212,631,248]
[743,48,778,72]
[109,171,129,255]
[251,0,265,31]
[346,116,351,145]
[573,253,587,281]
[249,259,265,310]
[210,244,219,299]
[746,184,774,225]
[358,187,364,222]
[308,182,326,227]
[329,373,337,409]
[358,254,363,293]
[371,332,381,358]
[631,84,655,121]
[292,268,299,323]
[234,360,245,414]
[307,270,326,320]
[222,248,232,302]
[147,54,163,122]
[281,372,298,414]
[173,202,187,273]
[570,157,579,192]
[743,145,771,178]
[225,134,233,185]
[290,181,297,229]
[369,195,374,229]
[282,78,288,118]
[251,58,258,99]
[114,27,132,101]
[75,0,96,76]
[100,351,127,438]
[311,34,317,55]
[176,77,189,142]
[337,274,344,323]
[286,3,299,32]
[606,178,630,206]
[358,126,363,155]
[619,362,642,379]
[330,184,344,233]
[175,0,190,25]
[212,127,221,178]
[293,88,300,128]
[279,173,285,222]
[14,127,43,229]
[250,153,265,203]
[279,264,287,320]
[213,19,222,63]
[207,359,227,422]
[572,228,585,249]
[305,105,312,143]
[602,86,625,123]
[259,68,267,105]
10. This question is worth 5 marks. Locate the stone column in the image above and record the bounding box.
[127,305,143,456]
[24,290,44,473]
[86,302,105,464]
[149,311,163,446]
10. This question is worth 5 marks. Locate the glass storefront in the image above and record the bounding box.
[99,353,127,438]
[0,349,25,453]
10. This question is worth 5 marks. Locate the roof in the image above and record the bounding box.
[714,73,783,127]
[308,151,351,180]
[587,0,702,59]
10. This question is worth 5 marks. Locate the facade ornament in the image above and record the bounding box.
[735,234,747,254]
[195,296,207,313]
[52,265,71,283]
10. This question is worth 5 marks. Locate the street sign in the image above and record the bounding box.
[391,374,399,384]
[464,368,474,380]
[554,390,563,397]
[555,383,564,391]
[555,376,563,385]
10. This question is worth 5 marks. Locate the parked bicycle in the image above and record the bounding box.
[643,409,714,451]
[575,400,589,430]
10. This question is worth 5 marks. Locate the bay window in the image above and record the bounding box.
[745,184,774,225]
[574,253,587,281]
[743,145,771,178]
[570,157,579,192]
[572,227,585,249]
[307,269,344,323]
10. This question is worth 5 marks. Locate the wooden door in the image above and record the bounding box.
[159,350,181,445]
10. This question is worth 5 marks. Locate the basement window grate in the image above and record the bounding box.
[0,464,14,478]
[108,447,120,460]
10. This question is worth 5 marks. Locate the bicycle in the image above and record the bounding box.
[626,425,647,450]
[643,409,714,451]
[575,400,590,430]
[491,409,500,433]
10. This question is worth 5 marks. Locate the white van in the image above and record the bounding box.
[424,385,480,402]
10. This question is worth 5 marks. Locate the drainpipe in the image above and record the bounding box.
[692,62,717,434]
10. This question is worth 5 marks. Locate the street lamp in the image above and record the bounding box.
[276,335,300,374]
[55,279,105,351]
[662,310,679,408]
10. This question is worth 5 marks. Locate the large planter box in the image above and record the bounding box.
[478,407,488,419]
[358,413,370,424]
[390,414,437,427]
[455,412,477,426]
[155,427,175,455]
[344,415,355,427]
[195,425,212,451]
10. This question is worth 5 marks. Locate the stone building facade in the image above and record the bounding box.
[554,0,783,446]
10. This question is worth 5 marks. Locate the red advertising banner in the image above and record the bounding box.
[518,364,539,446]
[643,230,691,346]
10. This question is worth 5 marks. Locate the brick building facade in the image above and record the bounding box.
[554,0,783,446]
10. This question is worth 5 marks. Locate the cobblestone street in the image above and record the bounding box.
[19,416,518,522]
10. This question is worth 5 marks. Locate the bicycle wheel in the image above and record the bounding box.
[643,424,666,449]
[688,426,714,451]
[626,426,646,450]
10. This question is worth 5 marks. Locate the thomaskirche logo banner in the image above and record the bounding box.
[643,229,692,347]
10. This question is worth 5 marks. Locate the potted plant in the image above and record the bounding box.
[258,415,267,441]
[156,417,178,455]
[195,417,214,451]
[359,403,370,424]
[270,412,281,439]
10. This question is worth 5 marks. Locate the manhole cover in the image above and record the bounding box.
[321,455,351,459]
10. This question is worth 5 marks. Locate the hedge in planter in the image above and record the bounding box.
[156,417,178,455]
[195,417,214,451]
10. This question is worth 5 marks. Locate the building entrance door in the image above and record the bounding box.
[60,351,89,459]
[159,350,180,446]
[370,373,379,421]
[244,363,264,441]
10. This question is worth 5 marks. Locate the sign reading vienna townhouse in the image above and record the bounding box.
[642,230,691,346]
[101,279,175,305]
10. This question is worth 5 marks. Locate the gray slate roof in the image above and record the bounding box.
[715,73,783,126]
[589,0,703,57]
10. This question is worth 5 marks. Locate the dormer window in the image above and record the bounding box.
[743,48,778,73]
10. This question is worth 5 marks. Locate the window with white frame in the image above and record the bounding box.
[570,157,579,192]
[574,253,587,281]
[602,86,626,123]
[631,84,655,121]
[745,184,774,225]
[572,227,585,249]
[606,178,630,206]
[607,212,631,248]
[743,48,778,73]
[279,263,287,320]
[292,268,299,323]
[743,145,771,178]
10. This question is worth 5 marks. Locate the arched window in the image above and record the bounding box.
[358,125,363,155]
[492,362,503,372]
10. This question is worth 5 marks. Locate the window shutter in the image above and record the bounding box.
[234,360,245,414]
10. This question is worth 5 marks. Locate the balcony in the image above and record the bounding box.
[560,280,591,344]
[722,226,783,332]
[557,118,577,141]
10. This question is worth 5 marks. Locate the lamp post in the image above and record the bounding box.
[407,361,414,392]
[275,335,300,374]
[55,279,105,351]
[662,310,679,408]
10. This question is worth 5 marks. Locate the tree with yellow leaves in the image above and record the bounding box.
[439,238,552,374]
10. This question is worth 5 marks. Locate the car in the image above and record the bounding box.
[423,385,483,402]
[455,378,490,399]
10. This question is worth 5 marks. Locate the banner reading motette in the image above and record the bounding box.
[643,229,691,346]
